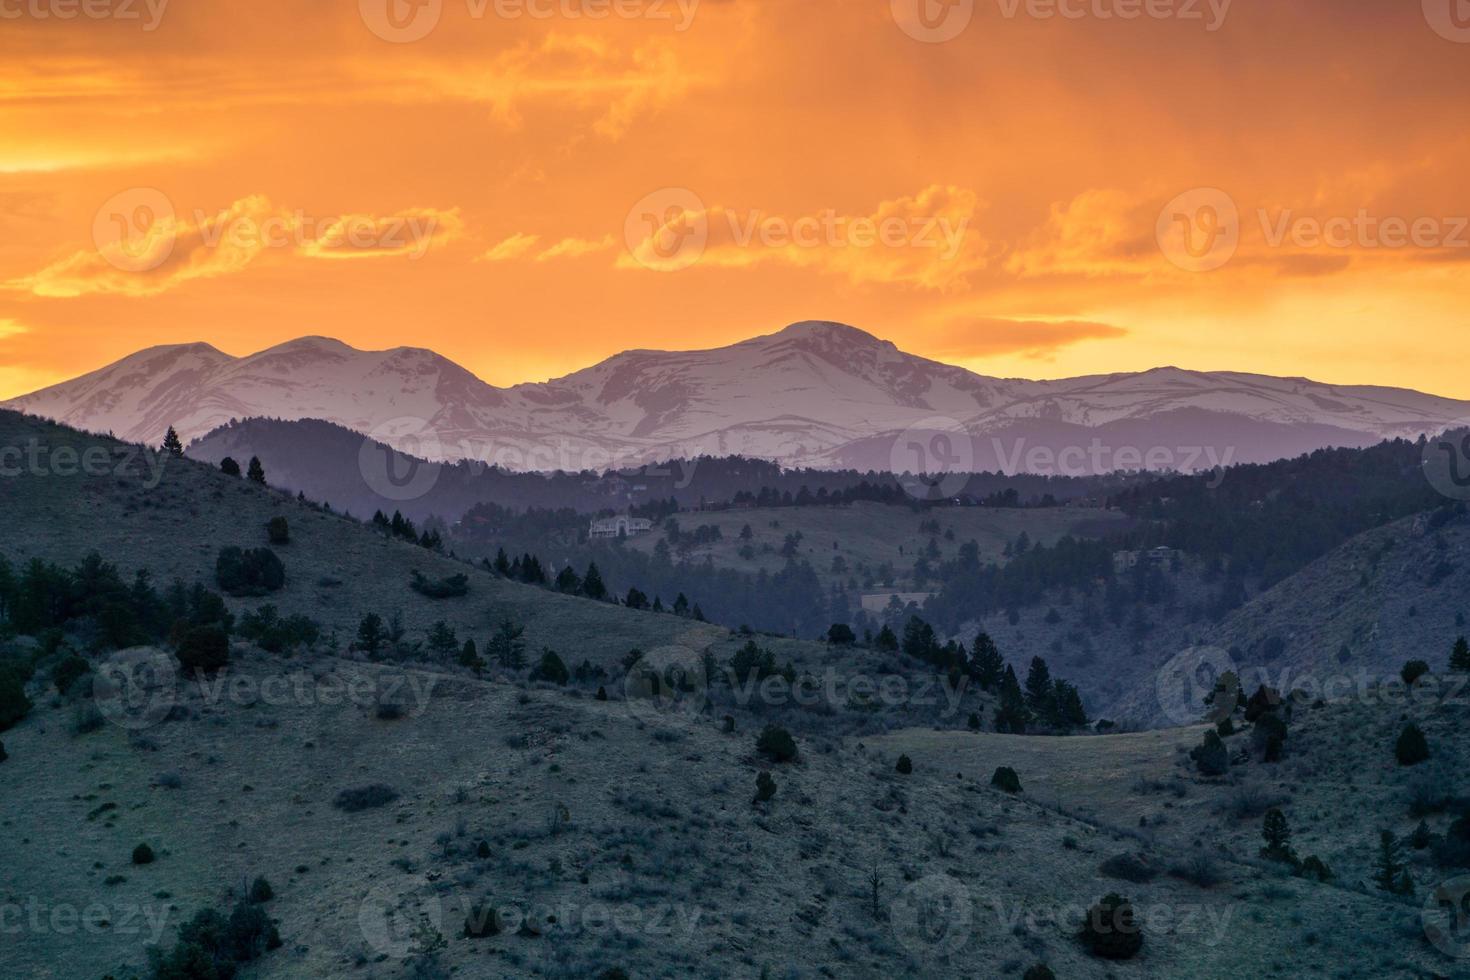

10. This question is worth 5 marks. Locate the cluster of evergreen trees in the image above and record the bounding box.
[371,509,444,551]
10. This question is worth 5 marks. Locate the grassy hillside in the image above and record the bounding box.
[3,408,1466,979]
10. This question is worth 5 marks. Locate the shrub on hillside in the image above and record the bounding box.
[755,725,798,764]
[1099,852,1157,883]
[895,754,913,775]
[248,877,274,903]
[991,766,1022,794]
[0,664,33,733]
[265,516,289,545]
[1190,729,1229,776]
[1396,723,1430,766]
[1079,892,1143,960]
[150,900,280,979]
[52,654,90,696]
[409,571,469,599]
[176,626,229,676]
[133,843,155,865]
[753,771,777,804]
[215,547,285,597]
[333,784,399,812]
[1023,966,1056,980]
[530,649,570,686]
[1401,660,1431,685]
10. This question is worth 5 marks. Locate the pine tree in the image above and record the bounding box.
[1373,830,1413,895]
[673,593,690,617]
[246,456,266,484]
[355,613,386,658]
[1260,808,1295,863]
[426,621,458,657]
[1023,657,1053,716]
[582,563,607,601]
[554,565,581,594]
[1451,636,1470,673]
[487,618,526,669]
[994,665,1031,734]
[1395,723,1430,766]
[971,633,1004,690]
[161,426,183,457]
[458,639,484,673]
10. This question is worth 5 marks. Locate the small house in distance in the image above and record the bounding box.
[589,515,654,539]
[1112,546,1183,574]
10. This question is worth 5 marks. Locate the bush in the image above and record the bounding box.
[0,740,6,763]
[133,843,156,865]
[151,900,280,979]
[755,725,798,763]
[409,571,469,599]
[529,649,570,686]
[463,898,501,938]
[265,517,289,546]
[52,655,90,696]
[991,766,1022,794]
[1023,967,1056,980]
[1099,852,1157,883]
[895,754,913,775]
[0,665,33,733]
[1401,659,1431,685]
[176,626,229,676]
[1190,729,1229,776]
[827,623,856,645]
[1080,892,1143,960]
[1253,712,1288,762]
[1168,851,1223,888]
[215,547,285,597]
[248,877,274,903]
[753,771,777,804]
[333,784,399,812]
[1396,723,1430,766]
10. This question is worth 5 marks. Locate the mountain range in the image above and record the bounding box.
[6,321,1467,473]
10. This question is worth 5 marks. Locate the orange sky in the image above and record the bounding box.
[1,0,1468,399]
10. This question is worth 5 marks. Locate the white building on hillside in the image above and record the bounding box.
[589,515,654,539]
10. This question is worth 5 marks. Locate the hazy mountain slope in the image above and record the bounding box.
[8,322,1467,473]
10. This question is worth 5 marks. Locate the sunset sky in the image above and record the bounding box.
[1,0,1468,399]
